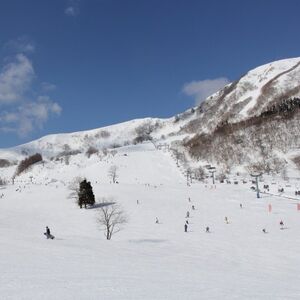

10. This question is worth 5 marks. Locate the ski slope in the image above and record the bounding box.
[1,143,300,299]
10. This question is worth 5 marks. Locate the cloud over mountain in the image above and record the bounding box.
[183,77,230,105]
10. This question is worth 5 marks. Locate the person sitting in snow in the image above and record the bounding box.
[44,226,51,239]
[44,226,54,239]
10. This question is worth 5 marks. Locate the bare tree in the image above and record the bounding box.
[194,166,206,181]
[0,177,7,186]
[97,201,128,240]
[0,159,12,168]
[68,176,84,200]
[171,148,183,166]
[246,161,265,174]
[64,155,70,165]
[108,165,118,183]
[109,150,117,157]
[102,148,108,156]
[185,167,193,184]
[86,146,98,158]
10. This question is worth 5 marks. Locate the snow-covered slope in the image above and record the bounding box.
[178,57,300,134]
[1,142,300,299]
[1,52,300,297]
[0,118,165,159]
[1,57,300,165]
[1,57,300,181]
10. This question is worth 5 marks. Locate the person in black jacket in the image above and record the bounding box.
[44,226,54,239]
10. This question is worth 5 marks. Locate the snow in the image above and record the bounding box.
[0,57,299,165]
[1,143,300,299]
[1,56,300,299]
[181,57,300,131]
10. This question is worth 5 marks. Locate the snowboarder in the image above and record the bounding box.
[186,211,190,218]
[262,228,267,233]
[206,226,210,233]
[184,223,188,232]
[44,226,54,239]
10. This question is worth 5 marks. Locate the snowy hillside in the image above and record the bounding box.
[180,57,300,134]
[1,142,300,299]
[0,57,299,174]
[1,54,300,297]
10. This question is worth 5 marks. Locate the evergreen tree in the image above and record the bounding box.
[78,179,95,208]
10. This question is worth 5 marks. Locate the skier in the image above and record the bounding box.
[186,211,190,218]
[262,228,267,233]
[155,217,159,224]
[225,216,229,224]
[240,203,243,209]
[206,226,210,233]
[184,223,188,232]
[186,220,189,225]
[192,205,195,210]
[279,220,284,229]
[188,197,191,202]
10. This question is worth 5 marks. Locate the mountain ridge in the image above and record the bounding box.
[1,56,300,173]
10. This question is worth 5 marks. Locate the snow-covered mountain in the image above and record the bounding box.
[1,57,300,174]
[179,57,300,134]
[2,57,300,300]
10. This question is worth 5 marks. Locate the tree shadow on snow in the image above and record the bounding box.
[87,202,116,209]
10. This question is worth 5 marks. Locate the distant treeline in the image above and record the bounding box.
[261,97,300,118]
[15,153,43,176]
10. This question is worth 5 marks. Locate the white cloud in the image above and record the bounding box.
[0,54,35,104]
[65,0,80,16]
[4,36,35,54]
[41,82,57,92]
[0,40,62,137]
[65,6,77,16]
[0,97,62,137]
[183,77,230,105]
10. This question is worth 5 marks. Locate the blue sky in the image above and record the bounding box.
[0,0,299,147]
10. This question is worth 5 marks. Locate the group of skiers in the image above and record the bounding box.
[44,197,287,239]
[182,198,286,234]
